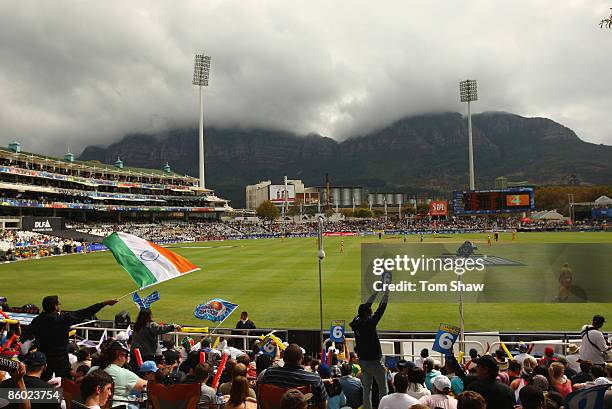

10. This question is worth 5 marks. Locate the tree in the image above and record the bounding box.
[354,208,374,218]
[256,200,279,222]
[601,8,612,28]
[288,201,302,217]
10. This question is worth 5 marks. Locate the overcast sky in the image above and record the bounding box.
[1,1,611,155]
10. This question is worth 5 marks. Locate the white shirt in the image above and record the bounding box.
[513,353,534,366]
[378,393,419,409]
[419,394,458,409]
[565,353,581,373]
[580,325,608,364]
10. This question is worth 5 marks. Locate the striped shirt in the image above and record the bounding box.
[261,364,329,404]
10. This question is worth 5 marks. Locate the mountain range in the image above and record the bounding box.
[78,112,612,207]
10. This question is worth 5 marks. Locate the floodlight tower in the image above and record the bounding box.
[460,80,478,190]
[193,54,212,189]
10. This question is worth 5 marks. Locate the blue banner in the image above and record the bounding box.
[564,384,610,409]
[194,298,239,323]
[432,323,460,355]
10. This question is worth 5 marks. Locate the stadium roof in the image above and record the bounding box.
[0,146,198,182]
[594,195,612,206]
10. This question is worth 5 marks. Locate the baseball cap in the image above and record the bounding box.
[432,375,451,392]
[594,377,612,386]
[397,359,415,370]
[280,389,313,409]
[106,340,130,353]
[140,361,158,374]
[25,351,47,367]
[544,347,554,356]
[519,343,528,352]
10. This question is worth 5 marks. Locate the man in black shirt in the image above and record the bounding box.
[467,355,516,409]
[22,295,117,380]
[0,352,58,409]
[349,290,389,409]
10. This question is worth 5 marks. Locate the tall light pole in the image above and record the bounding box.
[193,54,212,189]
[317,216,326,352]
[460,80,478,190]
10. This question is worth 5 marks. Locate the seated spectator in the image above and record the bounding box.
[75,369,114,409]
[511,357,538,397]
[87,340,148,406]
[415,348,428,369]
[565,344,581,373]
[443,357,464,395]
[423,357,441,391]
[514,344,534,367]
[74,364,91,382]
[419,375,458,409]
[218,363,256,398]
[338,363,363,409]
[317,364,346,409]
[378,372,419,409]
[494,349,509,371]
[467,355,516,409]
[537,347,556,367]
[518,385,545,409]
[456,391,486,409]
[191,363,216,404]
[225,376,256,409]
[256,354,273,383]
[280,389,313,409]
[507,359,522,384]
[138,360,158,382]
[71,349,91,374]
[0,351,56,407]
[549,362,572,398]
[261,344,328,408]
[406,367,430,399]
[464,349,479,373]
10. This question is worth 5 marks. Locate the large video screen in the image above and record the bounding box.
[453,188,535,215]
[269,185,296,203]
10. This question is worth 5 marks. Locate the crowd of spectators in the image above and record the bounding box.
[0,230,85,262]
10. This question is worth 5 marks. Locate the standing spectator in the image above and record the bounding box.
[236,311,256,331]
[338,363,363,409]
[456,391,486,409]
[377,373,419,409]
[406,368,431,400]
[466,355,516,409]
[75,370,114,409]
[463,349,479,373]
[565,344,581,374]
[414,349,428,370]
[317,364,346,409]
[349,290,390,409]
[130,308,180,368]
[537,347,556,367]
[580,315,610,366]
[514,344,534,367]
[22,296,117,380]
[261,344,328,408]
[419,376,458,409]
[571,360,593,384]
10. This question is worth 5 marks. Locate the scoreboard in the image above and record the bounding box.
[453,188,535,215]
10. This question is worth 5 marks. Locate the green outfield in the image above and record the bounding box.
[2,231,612,332]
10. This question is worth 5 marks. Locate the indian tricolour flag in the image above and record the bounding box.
[103,232,200,289]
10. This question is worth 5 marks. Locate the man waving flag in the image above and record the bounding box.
[103,232,200,290]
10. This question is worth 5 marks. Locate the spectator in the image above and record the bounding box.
[538,347,556,367]
[236,311,256,331]
[580,315,610,366]
[130,308,179,369]
[406,367,431,400]
[511,356,537,397]
[22,296,117,380]
[256,354,273,383]
[0,352,55,409]
[494,349,509,371]
[349,290,390,409]
[280,389,313,409]
[548,362,572,398]
[415,348,428,370]
[348,352,361,377]
[565,344,581,373]
[456,391,486,409]
[556,356,577,379]
[444,357,465,395]
[218,363,256,398]
[467,355,516,409]
[419,375,458,409]
[377,373,419,409]
[75,369,114,409]
[87,340,148,406]
[225,376,257,409]
[71,349,91,374]
[464,349,479,373]
[518,385,545,409]
[514,343,534,367]
[138,361,158,382]
[317,364,346,409]
[571,360,593,384]
[338,363,363,409]
[261,344,328,408]
[192,363,216,404]
[507,359,522,384]
[423,358,441,391]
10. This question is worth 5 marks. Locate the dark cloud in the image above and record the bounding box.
[0,0,610,156]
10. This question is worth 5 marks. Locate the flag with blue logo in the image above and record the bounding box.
[194,298,239,323]
[133,291,161,310]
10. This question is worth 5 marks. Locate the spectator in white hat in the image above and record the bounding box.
[419,375,458,409]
